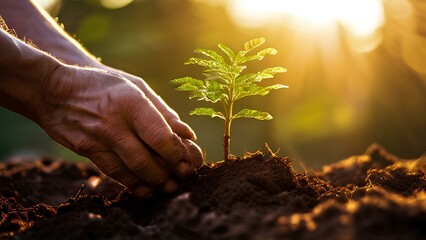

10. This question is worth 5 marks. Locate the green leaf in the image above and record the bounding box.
[170,77,205,87]
[205,93,227,103]
[189,91,205,99]
[171,37,288,158]
[236,48,279,64]
[236,67,287,85]
[233,109,272,120]
[205,80,227,102]
[243,38,265,52]
[235,73,257,85]
[247,47,277,61]
[185,57,223,70]
[236,84,288,100]
[205,80,224,90]
[175,83,199,91]
[190,108,225,119]
[194,48,225,64]
[218,43,236,63]
[185,57,237,82]
[203,72,229,84]
[261,66,287,75]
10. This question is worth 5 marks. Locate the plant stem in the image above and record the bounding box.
[224,100,233,161]
[224,117,231,161]
[223,68,237,161]
[224,135,230,161]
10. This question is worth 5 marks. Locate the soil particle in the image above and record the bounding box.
[0,144,425,239]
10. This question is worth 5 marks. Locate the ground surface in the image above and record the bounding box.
[0,144,425,239]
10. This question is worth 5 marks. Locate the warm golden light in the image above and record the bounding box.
[87,176,101,189]
[100,0,134,9]
[34,0,60,11]
[227,0,384,38]
[339,0,384,37]
[403,36,426,74]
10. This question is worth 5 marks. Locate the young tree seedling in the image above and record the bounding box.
[171,38,287,161]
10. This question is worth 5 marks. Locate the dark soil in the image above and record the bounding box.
[1,144,425,239]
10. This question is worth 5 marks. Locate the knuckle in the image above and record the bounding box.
[146,125,171,149]
[102,163,123,179]
[165,109,180,121]
[87,152,131,183]
[73,139,99,157]
[93,122,109,138]
[145,172,169,186]
[113,134,131,148]
[150,177,168,186]
[102,164,139,188]
[127,154,151,173]
[167,116,182,128]
[93,121,124,145]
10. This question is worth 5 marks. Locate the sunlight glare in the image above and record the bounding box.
[100,0,134,9]
[347,31,383,53]
[227,0,384,37]
[276,0,343,25]
[190,0,228,7]
[34,0,59,10]
[386,0,413,20]
[227,0,281,28]
[402,36,426,73]
[339,0,384,37]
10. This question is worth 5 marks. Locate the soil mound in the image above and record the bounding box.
[1,144,425,239]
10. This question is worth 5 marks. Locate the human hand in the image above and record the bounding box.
[0,9,203,198]
[101,66,197,141]
[37,64,203,197]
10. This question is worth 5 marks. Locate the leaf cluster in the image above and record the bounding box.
[171,38,287,121]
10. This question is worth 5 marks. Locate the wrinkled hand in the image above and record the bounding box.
[37,64,203,197]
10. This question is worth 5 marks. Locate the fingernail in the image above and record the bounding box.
[191,131,197,141]
[182,139,203,168]
[178,160,192,176]
[161,179,178,193]
[133,186,153,198]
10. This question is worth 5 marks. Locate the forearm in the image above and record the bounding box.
[0,28,61,121]
[0,0,100,67]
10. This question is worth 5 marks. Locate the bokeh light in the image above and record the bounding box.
[1,0,424,167]
[76,14,110,43]
[100,0,134,9]
[224,0,387,55]
[226,0,384,38]
[402,35,426,74]
[34,0,59,10]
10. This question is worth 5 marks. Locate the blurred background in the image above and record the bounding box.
[0,0,425,167]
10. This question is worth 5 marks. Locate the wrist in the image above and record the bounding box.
[47,37,103,68]
[0,29,63,121]
[16,54,63,122]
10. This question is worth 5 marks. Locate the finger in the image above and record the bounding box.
[109,132,179,193]
[89,151,153,198]
[165,116,197,141]
[131,77,196,140]
[130,97,200,178]
[182,138,204,168]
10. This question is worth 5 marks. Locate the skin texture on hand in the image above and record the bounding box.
[38,65,203,196]
[0,0,204,197]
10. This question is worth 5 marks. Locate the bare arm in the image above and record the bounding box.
[0,0,196,140]
[0,28,60,120]
[0,1,203,197]
[0,0,98,66]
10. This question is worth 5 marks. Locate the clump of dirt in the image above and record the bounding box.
[1,144,425,239]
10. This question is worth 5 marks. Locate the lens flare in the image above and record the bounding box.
[100,0,134,9]
[34,0,60,10]
[339,0,384,37]
[227,0,384,38]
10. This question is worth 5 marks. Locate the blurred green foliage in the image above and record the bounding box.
[0,0,425,167]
